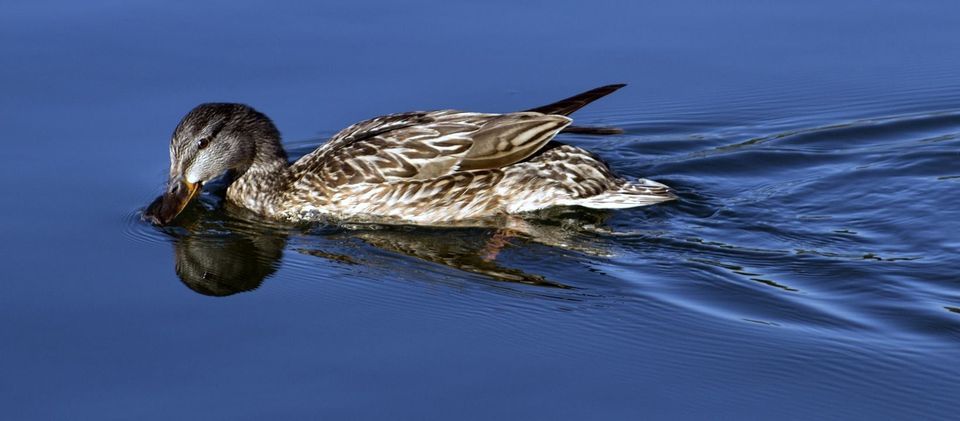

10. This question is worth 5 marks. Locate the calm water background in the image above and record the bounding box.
[2,1,959,419]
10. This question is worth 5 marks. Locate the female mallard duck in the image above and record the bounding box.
[146,84,674,225]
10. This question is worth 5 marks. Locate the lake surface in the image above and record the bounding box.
[2,1,959,419]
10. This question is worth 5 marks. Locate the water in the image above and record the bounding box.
[2,1,959,419]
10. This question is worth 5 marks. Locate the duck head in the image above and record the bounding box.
[146,103,283,225]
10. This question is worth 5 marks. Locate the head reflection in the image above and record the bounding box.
[173,231,285,296]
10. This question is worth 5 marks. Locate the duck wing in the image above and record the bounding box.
[294,110,571,187]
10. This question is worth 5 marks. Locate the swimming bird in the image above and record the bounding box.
[146,84,674,225]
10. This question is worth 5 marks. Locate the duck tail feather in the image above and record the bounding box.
[560,125,625,135]
[525,84,627,116]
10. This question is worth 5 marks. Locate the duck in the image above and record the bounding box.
[145,84,674,225]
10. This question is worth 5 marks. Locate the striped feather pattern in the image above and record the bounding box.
[293,111,570,187]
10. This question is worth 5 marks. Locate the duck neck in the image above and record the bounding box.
[227,135,292,216]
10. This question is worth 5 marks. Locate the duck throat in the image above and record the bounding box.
[226,141,292,216]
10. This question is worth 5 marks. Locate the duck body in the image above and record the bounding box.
[148,84,674,226]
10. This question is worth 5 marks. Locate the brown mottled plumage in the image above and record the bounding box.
[145,84,675,226]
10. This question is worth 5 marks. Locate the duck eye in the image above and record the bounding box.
[197,137,211,150]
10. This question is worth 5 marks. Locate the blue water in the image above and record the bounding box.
[2,1,960,419]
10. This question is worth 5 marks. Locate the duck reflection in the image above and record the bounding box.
[149,196,611,296]
[173,227,286,296]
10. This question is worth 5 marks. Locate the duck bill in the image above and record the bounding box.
[145,179,201,225]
